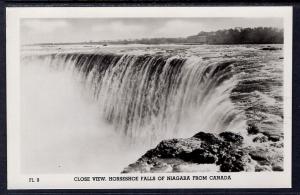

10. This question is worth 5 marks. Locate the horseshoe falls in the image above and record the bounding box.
[21,44,283,173]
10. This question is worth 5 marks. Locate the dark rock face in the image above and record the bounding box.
[247,124,260,135]
[219,132,244,145]
[193,132,221,144]
[219,149,248,172]
[122,129,283,173]
[253,134,269,143]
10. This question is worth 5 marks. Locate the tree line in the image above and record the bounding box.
[107,27,283,45]
[198,27,283,44]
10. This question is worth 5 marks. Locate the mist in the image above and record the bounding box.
[20,58,146,173]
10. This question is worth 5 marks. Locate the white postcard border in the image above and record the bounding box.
[6,6,293,189]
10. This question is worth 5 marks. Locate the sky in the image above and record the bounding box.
[21,18,283,45]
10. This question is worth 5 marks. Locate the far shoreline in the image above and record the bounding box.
[22,42,284,47]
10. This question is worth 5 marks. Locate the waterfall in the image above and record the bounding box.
[22,52,247,146]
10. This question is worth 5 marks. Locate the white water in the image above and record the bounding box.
[20,51,249,173]
[21,59,146,173]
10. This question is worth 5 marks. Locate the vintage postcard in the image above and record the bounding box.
[6,7,292,189]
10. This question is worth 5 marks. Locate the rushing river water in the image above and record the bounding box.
[20,44,283,173]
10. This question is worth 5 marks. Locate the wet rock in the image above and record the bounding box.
[193,132,221,144]
[220,161,244,172]
[249,151,269,165]
[247,124,260,135]
[188,149,218,164]
[270,141,284,148]
[253,134,269,143]
[272,165,284,171]
[262,131,282,142]
[268,135,282,142]
[219,131,243,145]
[218,150,247,172]
[122,130,283,173]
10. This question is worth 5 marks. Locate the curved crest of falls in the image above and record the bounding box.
[22,52,248,146]
[21,45,283,172]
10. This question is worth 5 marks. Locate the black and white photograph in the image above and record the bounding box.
[6,7,292,189]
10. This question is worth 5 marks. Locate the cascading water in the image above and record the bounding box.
[22,53,247,146]
[21,44,283,173]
